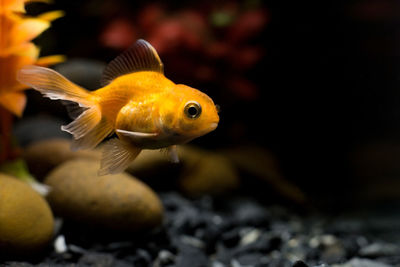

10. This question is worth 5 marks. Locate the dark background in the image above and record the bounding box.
[23,0,400,210]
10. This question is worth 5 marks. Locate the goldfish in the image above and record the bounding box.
[17,39,219,175]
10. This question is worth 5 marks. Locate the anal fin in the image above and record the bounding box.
[61,100,88,119]
[98,138,141,176]
[71,118,113,151]
[61,106,101,139]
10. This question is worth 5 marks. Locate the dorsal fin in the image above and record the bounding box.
[101,39,164,86]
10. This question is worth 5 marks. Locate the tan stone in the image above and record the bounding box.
[23,138,100,180]
[0,174,54,255]
[177,146,240,196]
[44,159,163,232]
[128,146,240,197]
[222,146,307,204]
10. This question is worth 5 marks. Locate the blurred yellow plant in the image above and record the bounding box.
[0,0,65,116]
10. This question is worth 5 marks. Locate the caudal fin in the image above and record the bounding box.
[17,65,92,105]
[17,65,103,143]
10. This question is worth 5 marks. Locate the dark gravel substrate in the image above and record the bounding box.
[4,192,400,267]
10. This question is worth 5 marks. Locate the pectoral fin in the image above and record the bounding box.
[116,129,158,142]
[98,138,141,176]
[167,145,179,163]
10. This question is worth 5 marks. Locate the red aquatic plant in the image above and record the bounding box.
[99,1,268,101]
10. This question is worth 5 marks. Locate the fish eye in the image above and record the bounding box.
[184,101,202,119]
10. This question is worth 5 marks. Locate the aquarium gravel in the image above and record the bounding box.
[3,192,400,267]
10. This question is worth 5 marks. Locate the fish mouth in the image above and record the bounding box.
[209,122,218,131]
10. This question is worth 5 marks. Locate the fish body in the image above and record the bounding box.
[17,40,219,175]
